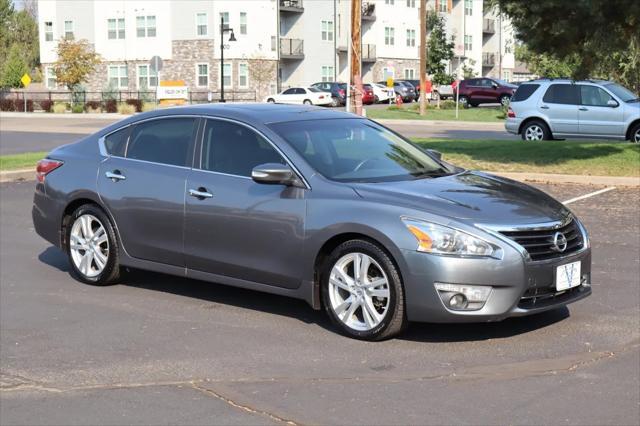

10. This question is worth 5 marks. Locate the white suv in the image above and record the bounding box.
[505,79,640,142]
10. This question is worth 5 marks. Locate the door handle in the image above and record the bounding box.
[540,105,550,109]
[188,187,213,199]
[579,107,588,111]
[105,170,126,182]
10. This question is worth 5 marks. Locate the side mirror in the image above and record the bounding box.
[607,99,619,107]
[492,83,498,89]
[427,149,443,160]
[252,163,301,187]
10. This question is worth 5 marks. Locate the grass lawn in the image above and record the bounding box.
[0,151,47,172]
[368,106,505,122]
[412,138,640,177]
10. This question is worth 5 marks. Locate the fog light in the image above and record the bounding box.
[435,283,492,311]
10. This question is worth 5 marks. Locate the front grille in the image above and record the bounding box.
[518,277,589,309]
[499,218,584,261]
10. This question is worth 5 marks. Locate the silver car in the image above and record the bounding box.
[505,79,640,142]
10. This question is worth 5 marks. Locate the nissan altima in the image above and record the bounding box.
[32,104,592,340]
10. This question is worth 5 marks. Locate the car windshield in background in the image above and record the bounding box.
[269,119,447,183]
[308,87,322,93]
[605,83,639,102]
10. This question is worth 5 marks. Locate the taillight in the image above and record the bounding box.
[36,159,63,183]
[338,89,345,96]
[507,107,516,118]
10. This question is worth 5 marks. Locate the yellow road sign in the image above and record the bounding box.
[21,73,31,87]
[386,77,394,88]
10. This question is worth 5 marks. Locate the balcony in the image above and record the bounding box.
[482,52,496,67]
[483,18,495,34]
[280,38,304,59]
[280,0,304,13]
[362,2,376,21]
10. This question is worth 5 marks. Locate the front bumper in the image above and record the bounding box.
[401,247,592,323]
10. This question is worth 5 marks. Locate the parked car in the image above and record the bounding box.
[310,82,347,107]
[370,83,395,103]
[432,84,455,100]
[33,104,592,340]
[505,79,640,142]
[265,87,332,106]
[377,80,416,103]
[401,80,421,98]
[454,78,517,107]
[361,84,375,105]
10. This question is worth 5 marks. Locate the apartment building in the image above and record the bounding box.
[38,0,516,96]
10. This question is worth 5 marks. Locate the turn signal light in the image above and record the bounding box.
[36,159,63,183]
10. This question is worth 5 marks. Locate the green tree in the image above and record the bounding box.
[53,38,101,90]
[1,44,29,88]
[0,0,39,85]
[426,12,455,85]
[514,44,578,79]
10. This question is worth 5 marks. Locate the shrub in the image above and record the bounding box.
[126,99,142,113]
[117,103,136,115]
[142,101,156,112]
[387,105,402,111]
[85,100,102,113]
[12,99,34,112]
[53,102,68,113]
[71,104,84,113]
[104,99,117,113]
[440,100,457,110]
[0,99,16,111]
[39,100,54,112]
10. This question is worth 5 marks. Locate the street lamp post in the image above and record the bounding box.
[219,16,236,103]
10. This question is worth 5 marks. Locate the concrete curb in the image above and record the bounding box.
[2,168,637,187]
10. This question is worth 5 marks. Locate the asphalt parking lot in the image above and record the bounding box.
[1,180,638,425]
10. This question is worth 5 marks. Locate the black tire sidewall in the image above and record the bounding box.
[321,240,402,340]
[66,204,119,285]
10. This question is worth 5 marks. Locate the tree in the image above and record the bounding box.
[0,0,39,85]
[53,38,101,90]
[514,44,578,79]
[0,43,29,88]
[248,55,276,100]
[426,13,455,85]
[461,60,477,79]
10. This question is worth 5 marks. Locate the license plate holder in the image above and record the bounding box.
[556,261,581,291]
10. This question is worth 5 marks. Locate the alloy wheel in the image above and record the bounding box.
[69,214,109,278]
[524,125,544,141]
[634,128,640,143]
[328,252,391,331]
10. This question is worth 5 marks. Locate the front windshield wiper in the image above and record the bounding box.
[411,168,450,179]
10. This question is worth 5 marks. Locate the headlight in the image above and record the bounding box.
[402,218,498,258]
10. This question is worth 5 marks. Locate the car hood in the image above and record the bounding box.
[350,171,571,225]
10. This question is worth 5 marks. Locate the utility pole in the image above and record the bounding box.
[349,0,362,115]
[419,0,427,116]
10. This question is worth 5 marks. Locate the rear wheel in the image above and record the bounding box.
[66,204,121,286]
[630,123,640,143]
[499,94,511,106]
[331,96,340,107]
[267,98,275,103]
[374,95,380,103]
[458,95,469,108]
[303,99,312,105]
[322,240,407,340]
[521,120,551,141]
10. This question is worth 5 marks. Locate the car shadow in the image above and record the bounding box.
[38,246,570,342]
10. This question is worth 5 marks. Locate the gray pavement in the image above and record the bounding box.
[1,180,639,425]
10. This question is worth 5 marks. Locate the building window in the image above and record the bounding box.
[64,20,73,40]
[464,34,472,51]
[385,0,395,4]
[223,63,232,88]
[108,18,125,39]
[220,12,229,29]
[108,65,128,88]
[240,12,247,35]
[404,68,415,79]
[406,0,415,7]
[406,29,415,47]
[45,67,56,89]
[196,13,208,36]
[502,70,511,81]
[321,65,334,82]
[382,67,394,79]
[238,63,249,88]
[196,63,209,87]
[438,1,448,12]
[44,21,53,41]
[137,65,158,89]
[271,35,276,51]
[384,27,395,45]
[137,15,156,37]
[464,0,473,15]
[321,20,334,42]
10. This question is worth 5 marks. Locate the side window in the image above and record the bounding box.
[283,88,296,95]
[511,84,540,102]
[481,79,494,87]
[127,117,197,167]
[580,85,614,106]
[542,84,580,105]
[297,88,307,94]
[103,126,130,157]
[466,79,479,86]
[201,119,286,177]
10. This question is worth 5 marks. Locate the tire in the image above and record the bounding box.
[521,119,551,141]
[267,98,275,103]
[321,239,407,341]
[374,95,379,103]
[66,204,121,286]
[499,94,511,106]
[469,102,479,107]
[331,96,340,107]
[303,99,312,105]
[458,95,469,107]
[630,122,640,143]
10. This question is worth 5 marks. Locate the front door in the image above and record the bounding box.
[578,84,625,137]
[184,118,307,289]
[540,84,580,134]
[97,117,198,266]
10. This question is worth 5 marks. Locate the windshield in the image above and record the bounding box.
[604,83,638,102]
[269,119,448,183]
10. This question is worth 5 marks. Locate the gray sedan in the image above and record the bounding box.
[32,104,592,340]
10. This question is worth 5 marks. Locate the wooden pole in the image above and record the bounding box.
[349,0,362,115]
[419,0,427,116]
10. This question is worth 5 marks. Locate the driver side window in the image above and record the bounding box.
[580,85,614,107]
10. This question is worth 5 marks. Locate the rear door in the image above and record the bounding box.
[278,88,297,104]
[295,88,307,103]
[539,84,580,134]
[578,84,625,137]
[97,116,198,266]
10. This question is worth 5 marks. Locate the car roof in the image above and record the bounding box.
[526,78,613,85]
[100,103,362,132]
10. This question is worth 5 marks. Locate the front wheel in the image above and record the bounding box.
[458,95,469,108]
[630,123,640,143]
[321,240,406,340]
[266,98,275,103]
[374,95,380,103]
[521,120,551,141]
[499,94,511,106]
[303,99,312,105]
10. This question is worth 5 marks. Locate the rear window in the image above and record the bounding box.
[103,126,129,157]
[511,84,540,102]
[542,84,580,105]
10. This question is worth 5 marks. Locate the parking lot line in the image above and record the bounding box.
[562,187,616,205]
